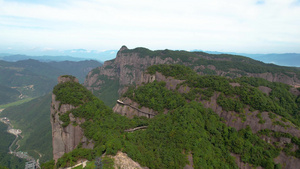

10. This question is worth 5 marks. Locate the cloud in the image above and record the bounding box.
[0,0,299,53]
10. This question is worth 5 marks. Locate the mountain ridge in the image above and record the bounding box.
[84,46,300,107]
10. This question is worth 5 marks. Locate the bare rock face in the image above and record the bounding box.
[51,76,93,162]
[275,152,300,169]
[258,86,272,95]
[249,72,300,86]
[58,75,79,84]
[106,151,146,169]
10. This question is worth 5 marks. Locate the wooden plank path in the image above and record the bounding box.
[124,126,148,132]
[117,100,157,116]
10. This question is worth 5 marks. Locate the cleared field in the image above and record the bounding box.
[0,98,35,109]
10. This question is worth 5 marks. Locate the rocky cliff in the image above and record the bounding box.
[51,76,93,162]
[113,72,184,118]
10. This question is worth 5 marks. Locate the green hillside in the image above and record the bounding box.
[44,67,300,168]
[0,94,53,163]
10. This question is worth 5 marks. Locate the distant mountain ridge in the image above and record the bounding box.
[0,48,118,62]
[195,50,300,67]
[2,49,299,66]
[0,54,96,62]
[253,53,300,67]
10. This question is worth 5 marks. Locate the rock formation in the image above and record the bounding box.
[51,75,93,162]
[84,46,178,96]
[106,151,146,169]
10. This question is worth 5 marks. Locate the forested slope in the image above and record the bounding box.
[44,65,300,168]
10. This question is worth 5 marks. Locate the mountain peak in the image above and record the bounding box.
[58,75,79,84]
[119,45,128,52]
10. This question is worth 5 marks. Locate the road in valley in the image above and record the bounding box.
[0,114,40,168]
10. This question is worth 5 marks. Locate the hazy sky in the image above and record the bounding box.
[0,0,300,53]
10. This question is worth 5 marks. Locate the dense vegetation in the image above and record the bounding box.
[44,75,295,168]
[0,94,53,163]
[53,81,94,107]
[124,81,185,112]
[147,64,300,127]
[0,123,26,168]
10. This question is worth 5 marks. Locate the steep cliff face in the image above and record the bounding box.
[250,72,300,87]
[84,46,177,96]
[51,76,93,162]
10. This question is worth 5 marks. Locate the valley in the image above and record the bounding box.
[0,116,37,164]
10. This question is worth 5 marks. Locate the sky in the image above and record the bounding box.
[0,0,300,55]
